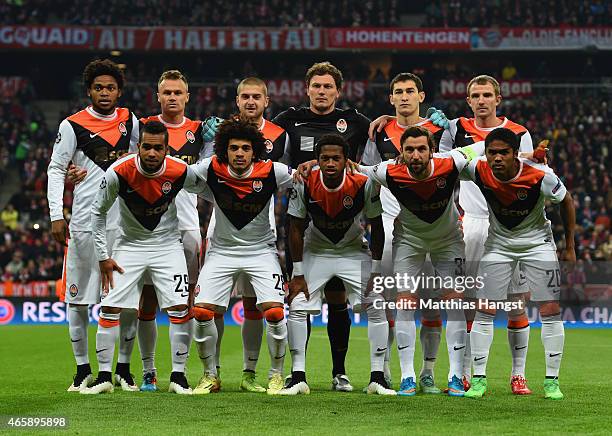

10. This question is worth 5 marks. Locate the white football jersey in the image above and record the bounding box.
[288,169,382,256]
[47,106,139,231]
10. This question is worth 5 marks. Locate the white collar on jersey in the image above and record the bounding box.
[228,163,254,179]
[136,155,166,178]
[258,118,266,131]
[473,117,509,132]
[157,114,186,128]
[396,117,427,130]
[319,168,346,192]
[86,106,118,121]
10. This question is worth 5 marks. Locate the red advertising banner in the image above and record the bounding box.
[440,79,533,98]
[265,79,367,101]
[473,27,612,50]
[0,281,51,298]
[0,26,323,51]
[327,27,471,50]
[0,76,27,97]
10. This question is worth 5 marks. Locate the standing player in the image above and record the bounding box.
[212,77,290,393]
[361,72,445,392]
[82,121,195,395]
[359,126,485,397]
[189,119,293,395]
[47,59,139,392]
[280,134,394,396]
[462,128,575,400]
[271,62,373,391]
[438,75,534,393]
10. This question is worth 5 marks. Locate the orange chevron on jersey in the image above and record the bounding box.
[475,160,545,207]
[261,119,285,143]
[387,156,455,200]
[210,156,274,199]
[305,169,368,218]
[460,117,528,143]
[382,119,406,151]
[140,115,203,155]
[113,156,188,205]
[68,107,132,147]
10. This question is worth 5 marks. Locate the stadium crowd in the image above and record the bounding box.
[3,0,610,28]
[0,74,610,282]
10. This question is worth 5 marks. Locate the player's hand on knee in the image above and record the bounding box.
[51,219,69,246]
[67,164,87,184]
[295,159,317,182]
[288,276,309,304]
[99,258,124,292]
[426,107,450,130]
[368,115,394,140]
[203,116,223,142]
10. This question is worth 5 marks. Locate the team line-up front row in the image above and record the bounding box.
[66,118,574,399]
[47,60,575,400]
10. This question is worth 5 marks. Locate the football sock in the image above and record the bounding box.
[541,314,564,378]
[117,309,137,364]
[242,310,264,372]
[193,316,218,375]
[168,309,192,373]
[384,320,394,379]
[367,305,389,373]
[508,317,530,376]
[214,315,224,370]
[419,319,441,378]
[137,312,157,374]
[265,308,287,377]
[96,312,120,373]
[445,308,467,381]
[68,304,89,365]
[305,315,312,350]
[463,319,473,381]
[328,303,351,377]
[470,311,495,377]
[395,309,416,381]
[288,310,308,373]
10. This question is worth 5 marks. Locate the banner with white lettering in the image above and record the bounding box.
[472,27,612,50]
[440,79,533,98]
[265,79,367,102]
[327,27,471,50]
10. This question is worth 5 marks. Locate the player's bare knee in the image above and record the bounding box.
[243,297,258,312]
[476,307,496,316]
[538,301,561,318]
[421,307,441,322]
[324,290,347,305]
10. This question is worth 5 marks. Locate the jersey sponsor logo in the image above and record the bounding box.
[342,195,354,209]
[265,139,274,153]
[517,188,528,200]
[0,299,16,325]
[252,180,263,192]
[436,177,447,189]
[186,130,196,143]
[118,122,127,136]
[55,132,61,143]
[89,132,101,139]
[161,181,172,195]
[295,122,308,126]
[68,284,78,298]
[336,118,347,133]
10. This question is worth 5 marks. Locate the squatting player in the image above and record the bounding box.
[281,134,394,396]
[83,121,198,395]
[360,72,446,392]
[462,127,575,400]
[47,59,139,392]
[359,126,485,397]
[188,119,294,395]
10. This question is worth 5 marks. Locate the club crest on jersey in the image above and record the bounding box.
[436,178,447,189]
[69,284,78,298]
[118,122,127,136]
[265,139,274,153]
[336,118,347,133]
[55,132,61,144]
[186,130,195,143]
[252,180,263,192]
[343,195,354,209]
[517,188,528,200]
[99,178,107,189]
[161,181,172,194]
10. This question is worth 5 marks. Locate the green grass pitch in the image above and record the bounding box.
[1,325,611,435]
